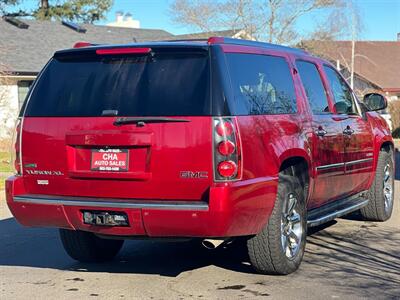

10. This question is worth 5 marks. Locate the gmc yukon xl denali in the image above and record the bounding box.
[6,37,395,275]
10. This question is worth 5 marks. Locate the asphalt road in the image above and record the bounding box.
[0,152,399,300]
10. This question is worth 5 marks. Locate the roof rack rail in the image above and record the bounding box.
[163,38,209,43]
[207,37,307,54]
[62,20,86,33]
[3,16,29,29]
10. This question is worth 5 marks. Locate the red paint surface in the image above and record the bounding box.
[6,41,393,238]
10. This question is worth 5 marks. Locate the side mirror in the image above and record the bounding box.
[363,93,387,111]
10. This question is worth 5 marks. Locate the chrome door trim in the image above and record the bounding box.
[316,158,373,171]
[345,158,373,166]
[316,162,345,171]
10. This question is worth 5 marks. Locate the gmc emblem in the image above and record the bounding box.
[180,171,208,179]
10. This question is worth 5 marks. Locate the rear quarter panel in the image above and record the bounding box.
[236,114,311,185]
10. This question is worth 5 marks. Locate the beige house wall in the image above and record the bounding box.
[0,75,36,140]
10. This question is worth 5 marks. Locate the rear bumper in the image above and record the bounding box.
[6,176,278,238]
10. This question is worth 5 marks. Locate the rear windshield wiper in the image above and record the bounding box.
[113,117,190,127]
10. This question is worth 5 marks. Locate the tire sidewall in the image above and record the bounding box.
[378,150,395,219]
[275,175,307,272]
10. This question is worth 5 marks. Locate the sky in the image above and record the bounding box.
[10,0,400,41]
[101,0,400,40]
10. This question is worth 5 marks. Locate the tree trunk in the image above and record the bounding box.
[41,0,49,9]
[39,0,49,19]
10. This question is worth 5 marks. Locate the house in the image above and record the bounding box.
[301,39,400,101]
[0,17,250,139]
[107,11,140,29]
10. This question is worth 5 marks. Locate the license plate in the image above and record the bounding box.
[91,149,129,172]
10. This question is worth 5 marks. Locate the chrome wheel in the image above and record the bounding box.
[383,163,393,213]
[281,193,303,260]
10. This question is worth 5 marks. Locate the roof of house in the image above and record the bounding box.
[0,19,249,75]
[303,40,400,91]
[0,18,174,74]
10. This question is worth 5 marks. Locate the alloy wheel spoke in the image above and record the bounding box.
[287,194,297,215]
[290,213,301,224]
[384,172,390,183]
[289,231,299,245]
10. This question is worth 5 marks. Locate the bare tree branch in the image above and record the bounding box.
[169,0,346,44]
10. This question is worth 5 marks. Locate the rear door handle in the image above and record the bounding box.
[315,127,327,137]
[343,126,354,135]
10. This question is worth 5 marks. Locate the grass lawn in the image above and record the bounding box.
[394,139,400,150]
[0,152,12,173]
[0,152,12,190]
[0,175,6,190]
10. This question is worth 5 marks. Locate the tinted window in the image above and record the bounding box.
[226,53,297,115]
[323,66,358,115]
[25,51,210,117]
[296,61,329,114]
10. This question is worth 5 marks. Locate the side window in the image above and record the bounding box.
[226,53,297,115]
[323,65,358,115]
[296,61,330,114]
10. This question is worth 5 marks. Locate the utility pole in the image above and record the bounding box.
[350,2,356,89]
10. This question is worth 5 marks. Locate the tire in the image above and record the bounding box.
[247,174,307,275]
[360,148,395,221]
[59,229,124,263]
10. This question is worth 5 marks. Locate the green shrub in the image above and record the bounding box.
[392,127,400,139]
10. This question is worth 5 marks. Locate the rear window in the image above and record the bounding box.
[24,50,210,117]
[225,53,297,115]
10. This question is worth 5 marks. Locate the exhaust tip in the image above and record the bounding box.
[202,239,225,249]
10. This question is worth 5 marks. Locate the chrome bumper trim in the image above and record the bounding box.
[13,195,209,211]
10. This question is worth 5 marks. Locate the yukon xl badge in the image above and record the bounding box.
[25,170,64,176]
[180,171,208,179]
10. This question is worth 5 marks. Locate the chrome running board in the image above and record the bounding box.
[307,191,369,227]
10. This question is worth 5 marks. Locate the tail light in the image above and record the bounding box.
[11,118,22,175]
[213,117,242,181]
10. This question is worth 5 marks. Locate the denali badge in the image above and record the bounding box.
[180,171,208,179]
[26,170,64,176]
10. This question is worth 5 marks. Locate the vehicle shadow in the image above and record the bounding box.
[0,217,399,298]
[303,223,400,298]
[0,217,254,276]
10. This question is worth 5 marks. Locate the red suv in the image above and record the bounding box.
[6,37,395,275]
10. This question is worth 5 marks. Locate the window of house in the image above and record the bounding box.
[225,53,297,115]
[296,61,330,114]
[17,80,34,109]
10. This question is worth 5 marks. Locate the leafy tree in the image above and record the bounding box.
[0,0,20,15]
[1,0,113,23]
